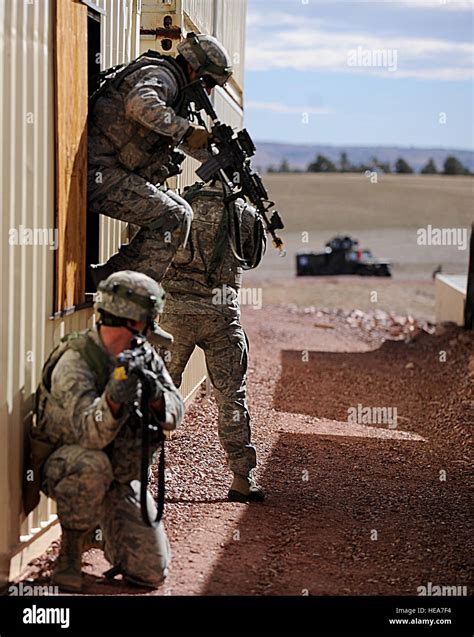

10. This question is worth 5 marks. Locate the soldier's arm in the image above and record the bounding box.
[50,350,128,449]
[123,66,190,144]
[123,66,210,163]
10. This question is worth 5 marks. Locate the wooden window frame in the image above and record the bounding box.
[52,0,104,319]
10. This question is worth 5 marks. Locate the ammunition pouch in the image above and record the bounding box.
[117,139,186,184]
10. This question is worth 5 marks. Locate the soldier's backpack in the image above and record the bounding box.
[180,181,266,279]
[23,331,110,515]
[89,49,189,117]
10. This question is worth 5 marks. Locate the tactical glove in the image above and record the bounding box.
[140,368,165,403]
[106,364,139,405]
[184,124,211,150]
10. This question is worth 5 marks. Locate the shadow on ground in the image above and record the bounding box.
[273,336,461,442]
[201,431,471,596]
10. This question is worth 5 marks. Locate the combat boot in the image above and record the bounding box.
[52,529,85,593]
[228,472,265,503]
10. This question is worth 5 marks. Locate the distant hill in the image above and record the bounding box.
[253,142,474,174]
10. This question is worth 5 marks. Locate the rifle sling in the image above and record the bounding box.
[138,380,165,527]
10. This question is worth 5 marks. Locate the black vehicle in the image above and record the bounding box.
[296,236,392,277]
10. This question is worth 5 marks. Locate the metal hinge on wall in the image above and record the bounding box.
[140,0,182,53]
[140,25,182,39]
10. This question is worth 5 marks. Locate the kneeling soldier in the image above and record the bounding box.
[28,271,184,592]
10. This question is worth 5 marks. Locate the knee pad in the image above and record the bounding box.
[148,190,193,243]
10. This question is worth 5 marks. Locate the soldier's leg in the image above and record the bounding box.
[99,481,170,588]
[42,445,113,591]
[157,314,198,387]
[88,168,192,284]
[200,316,257,476]
[43,445,113,530]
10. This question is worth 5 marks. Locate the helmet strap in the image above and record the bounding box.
[98,310,128,328]
[98,310,148,338]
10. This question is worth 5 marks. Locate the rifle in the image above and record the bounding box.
[183,80,286,261]
[116,337,165,527]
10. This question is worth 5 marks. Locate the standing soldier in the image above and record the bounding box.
[158,181,267,502]
[27,272,184,592]
[89,32,232,286]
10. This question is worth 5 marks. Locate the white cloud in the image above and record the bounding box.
[248,0,474,14]
[246,100,333,114]
[246,9,298,27]
[395,0,473,10]
[282,0,474,9]
[246,13,474,80]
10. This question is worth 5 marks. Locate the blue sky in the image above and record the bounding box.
[243,0,474,149]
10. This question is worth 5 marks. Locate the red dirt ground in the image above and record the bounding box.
[18,305,473,596]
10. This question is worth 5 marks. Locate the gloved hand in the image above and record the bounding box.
[184,124,211,150]
[106,363,140,405]
[140,369,164,403]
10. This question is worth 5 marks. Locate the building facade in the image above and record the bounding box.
[0,0,247,588]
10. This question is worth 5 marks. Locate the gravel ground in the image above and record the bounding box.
[17,302,473,597]
[243,276,437,322]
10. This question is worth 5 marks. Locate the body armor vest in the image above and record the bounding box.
[162,183,246,297]
[89,52,189,184]
[34,330,112,445]
[24,331,112,514]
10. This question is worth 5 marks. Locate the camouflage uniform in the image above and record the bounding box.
[88,30,234,283]
[88,55,203,281]
[158,182,266,477]
[32,273,184,588]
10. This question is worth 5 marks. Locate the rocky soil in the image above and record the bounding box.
[17,305,473,596]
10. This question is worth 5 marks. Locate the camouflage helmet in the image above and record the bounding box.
[177,32,232,86]
[95,271,165,323]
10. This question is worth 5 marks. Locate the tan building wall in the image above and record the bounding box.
[0,0,247,587]
[435,274,467,326]
[0,0,137,586]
